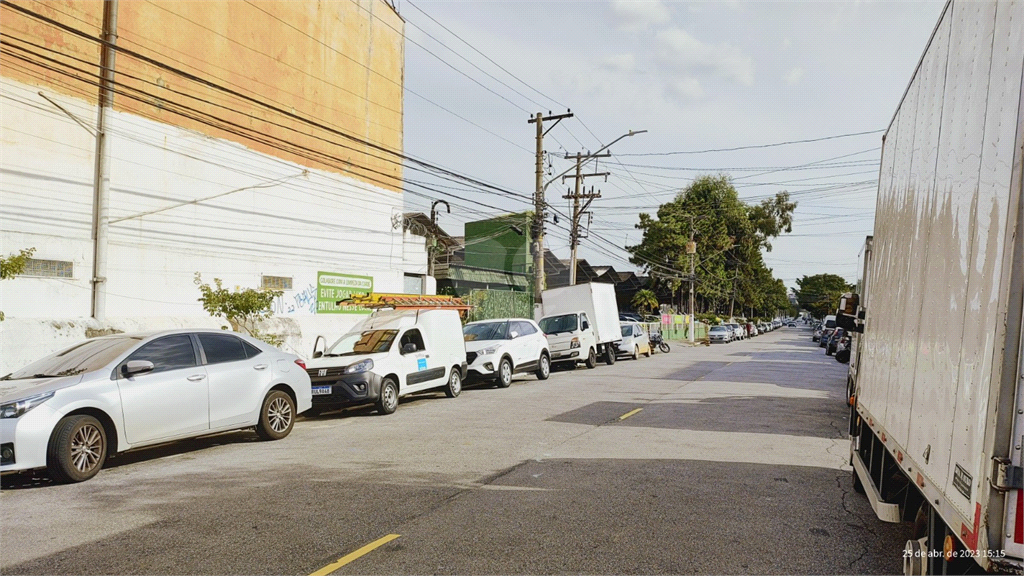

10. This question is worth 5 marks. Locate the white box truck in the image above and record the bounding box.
[538,283,621,368]
[845,1,1024,572]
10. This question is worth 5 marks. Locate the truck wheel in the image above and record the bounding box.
[535,353,550,380]
[852,468,865,495]
[605,346,616,365]
[445,367,462,398]
[585,348,597,369]
[47,415,107,483]
[376,378,399,414]
[496,358,513,388]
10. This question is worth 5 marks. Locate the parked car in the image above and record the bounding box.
[727,323,745,341]
[745,322,758,337]
[825,328,846,356]
[463,318,550,387]
[306,309,466,416]
[0,330,312,483]
[618,312,643,323]
[813,327,822,342]
[819,327,836,348]
[618,322,652,359]
[709,325,733,343]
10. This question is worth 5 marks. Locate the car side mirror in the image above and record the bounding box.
[313,351,323,359]
[402,343,417,354]
[121,360,154,377]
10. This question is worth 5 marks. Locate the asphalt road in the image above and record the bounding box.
[1,326,910,574]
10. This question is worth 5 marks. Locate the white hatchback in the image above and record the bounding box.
[463,318,550,387]
[0,330,312,483]
[617,322,652,359]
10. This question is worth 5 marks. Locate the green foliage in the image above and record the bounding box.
[696,312,719,325]
[1,248,35,280]
[630,289,659,316]
[0,247,36,321]
[465,289,533,323]
[794,273,854,319]
[627,175,796,317]
[194,272,283,346]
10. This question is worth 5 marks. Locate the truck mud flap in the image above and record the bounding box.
[852,449,902,523]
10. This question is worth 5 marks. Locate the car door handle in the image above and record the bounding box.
[253,364,268,370]
[187,374,206,382]
[423,354,430,358]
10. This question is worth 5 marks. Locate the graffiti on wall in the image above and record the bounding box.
[272,283,317,315]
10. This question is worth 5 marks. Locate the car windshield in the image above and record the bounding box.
[325,329,397,356]
[464,322,508,342]
[825,319,836,328]
[710,326,729,333]
[620,325,633,337]
[2,336,143,380]
[539,314,578,335]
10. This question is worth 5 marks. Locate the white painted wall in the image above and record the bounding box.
[0,77,428,374]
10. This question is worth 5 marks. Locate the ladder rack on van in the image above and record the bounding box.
[337,293,472,311]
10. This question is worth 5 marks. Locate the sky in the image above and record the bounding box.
[397,0,947,289]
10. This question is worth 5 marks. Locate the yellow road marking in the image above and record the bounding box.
[310,534,401,576]
[618,408,643,421]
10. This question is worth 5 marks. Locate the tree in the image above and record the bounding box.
[0,247,35,321]
[194,273,283,346]
[1,248,35,280]
[630,289,659,316]
[794,273,854,319]
[627,175,796,316]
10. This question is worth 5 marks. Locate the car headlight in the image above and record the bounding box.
[570,337,580,349]
[0,391,55,419]
[478,346,499,356]
[344,359,374,375]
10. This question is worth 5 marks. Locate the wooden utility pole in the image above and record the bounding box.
[527,111,573,304]
[563,152,609,285]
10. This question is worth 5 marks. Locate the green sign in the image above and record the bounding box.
[316,272,373,314]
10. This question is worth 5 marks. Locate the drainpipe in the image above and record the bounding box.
[91,0,118,321]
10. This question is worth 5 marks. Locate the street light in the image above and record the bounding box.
[537,129,647,288]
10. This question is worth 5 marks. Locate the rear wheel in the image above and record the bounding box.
[256,390,295,440]
[47,415,107,483]
[496,358,513,388]
[585,348,597,369]
[535,353,550,380]
[632,345,640,360]
[445,367,462,398]
[376,378,399,414]
[605,346,616,365]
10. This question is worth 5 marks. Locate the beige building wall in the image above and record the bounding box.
[0,0,404,191]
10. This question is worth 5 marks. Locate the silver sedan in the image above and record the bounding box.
[0,329,311,482]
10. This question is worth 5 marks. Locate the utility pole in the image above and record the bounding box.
[687,216,696,343]
[427,200,449,278]
[562,152,609,285]
[91,0,118,322]
[528,110,573,304]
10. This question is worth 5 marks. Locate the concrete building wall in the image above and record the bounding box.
[0,1,413,374]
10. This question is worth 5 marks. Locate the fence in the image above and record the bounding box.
[644,318,707,341]
[465,289,534,323]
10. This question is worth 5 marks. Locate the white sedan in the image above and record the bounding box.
[463,318,551,387]
[0,329,311,483]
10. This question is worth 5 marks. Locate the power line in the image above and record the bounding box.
[616,129,884,156]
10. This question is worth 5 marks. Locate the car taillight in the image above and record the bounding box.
[294,359,306,370]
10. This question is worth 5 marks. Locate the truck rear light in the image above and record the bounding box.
[1016,490,1024,544]
[295,359,307,370]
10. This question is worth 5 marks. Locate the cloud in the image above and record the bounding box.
[655,27,755,86]
[599,52,637,73]
[609,0,671,31]
[666,77,704,100]
[784,66,805,84]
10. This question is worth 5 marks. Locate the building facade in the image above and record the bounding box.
[0,0,416,372]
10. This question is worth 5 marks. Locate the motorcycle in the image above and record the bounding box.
[650,331,670,353]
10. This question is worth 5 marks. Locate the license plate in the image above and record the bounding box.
[311,386,332,396]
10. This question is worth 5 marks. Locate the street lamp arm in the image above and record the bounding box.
[542,129,647,193]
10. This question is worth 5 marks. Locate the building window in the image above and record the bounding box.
[23,258,73,278]
[404,274,424,295]
[261,275,293,290]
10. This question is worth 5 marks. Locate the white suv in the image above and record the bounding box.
[463,319,550,387]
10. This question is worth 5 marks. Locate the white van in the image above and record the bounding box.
[305,309,467,415]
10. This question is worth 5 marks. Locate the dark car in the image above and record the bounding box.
[825,328,846,355]
[819,327,835,348]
